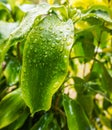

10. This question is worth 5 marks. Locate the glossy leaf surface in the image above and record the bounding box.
[0,88,26,129]
[21,13,74,114]
[63,95,91,130]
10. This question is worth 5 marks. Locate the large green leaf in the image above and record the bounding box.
[63,95,91,130]
[0,88,26,129]
[0,3,68,74]
[21,13,74,114]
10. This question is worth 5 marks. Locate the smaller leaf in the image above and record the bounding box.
[82,5,112,26]
[0,21,18,45]
[100,31,109,48]
[63,95,91,130]
[4,60,21,86]
[0,2,12,21]
[50,5,68,20]
[74,31,95,62]
[100,114,112,129]
[74,76,86,93]
[0,88,26,129]
[92,61,112,93]
[48,118,61,130]
[31,113,53,130]
[77,94,94,118]
[2,108,29,130]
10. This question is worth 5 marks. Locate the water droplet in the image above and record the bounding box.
[42,39,46,42]
[52,43,55,48]
[45,51,47,55]
[70,35,74,39]
[28,59,31,63]
[48,38,52,42]
[33,59,36,63]
[23,69,26,73]
[30,46,33,50]
[34,39,38,43]
[60,46,64,52]
[34,49,37,53]
[41,62,44,66]
[39,82,43,86]
[63,38,66,41]
[67,42,71,46]
[64,55,67,59]
[39,27,44,31]
[56,38,60,42]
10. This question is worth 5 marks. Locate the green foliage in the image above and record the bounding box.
[0,0,112,130]
[21,13,74,114]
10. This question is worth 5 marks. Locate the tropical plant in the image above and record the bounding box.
[0,0,112,130]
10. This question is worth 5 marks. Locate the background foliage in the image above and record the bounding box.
[0,0,112,130]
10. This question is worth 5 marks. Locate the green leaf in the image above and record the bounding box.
[81,5,112,26]
[63,95,91,130]
[74,77,94,118]
[0,88,26,129]
[74,76,86,93]
[48,118,61,130]
[77,94,94,118]
[0,21,18,45]
[4,60,21,86]
[21,13,74,114]
[0,3,50,73]
[92,61,112,93]
[74,31,95,62]
[0,21,18,73]
[2,109,29,130]
[31,113,53,130]
[50,5,68,20]
[9,3,51,42]
[0,2,12,21]
[100,114,112,129]
[11,5,25,21]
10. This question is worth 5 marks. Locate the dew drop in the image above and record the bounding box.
[60,46,64,52]
[64,55,68,59]
[34,39,38,43]
[70,35,74,39]
[48,38,52,42]
[63,38,66,41]
[40,35,43,39]
[34,49,37,53]
[67,42,71,46]
[45,51,47,55]
[30,46,33,50]
[33,59,36,63]
[52,43,55,48]
[42,39,46,42]
[39,27,44,31]
[55,37,60,42]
